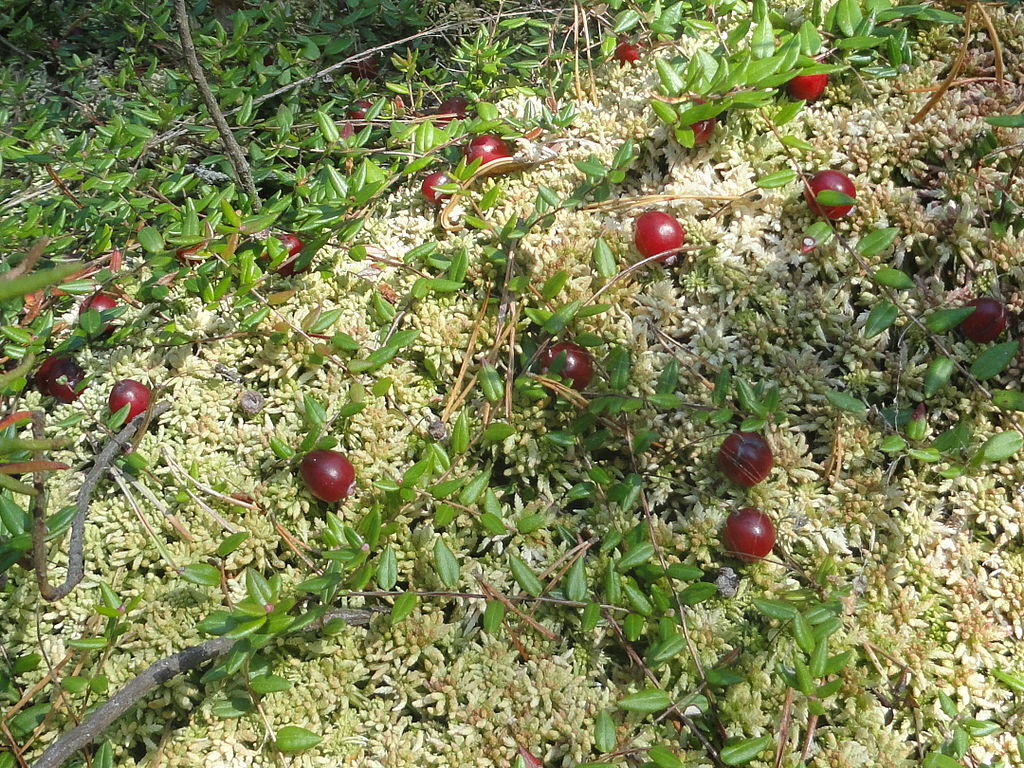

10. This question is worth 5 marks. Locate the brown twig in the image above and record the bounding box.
[32,403,171,602]
[171,0,260,209]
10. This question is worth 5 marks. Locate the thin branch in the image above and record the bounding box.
[32,403,171,602]
[30,607,375,768]
[171,0,260,209]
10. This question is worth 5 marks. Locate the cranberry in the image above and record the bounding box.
[300,449,356,503]
[803,170,856,220]
[81,293,118,335]
[267,233,307,277]
[347,100,373,120]
[108,379,151,421]
[960,297,1007,343]
[540,341,593,391]
[723,508,776,562]
[343,54,379,80]
[718,432,773,486]
[634,211,686,262]
[435,97,469,124]
[422,171,453,205]
[175,244,208,264]
[613,41,641,65]
[691,116,715,146]
[787,73,828,102]
[465,135,511,167]
[35,355,85,403]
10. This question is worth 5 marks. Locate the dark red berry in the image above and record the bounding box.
[81,293,118,335]
[435,97,469,124]
[960,297,1007,343]
[301,449,356,503]
[634,211,686,262]
[613,41,641,65]
[465,135,511,167]
[268,233,307,277]
[787,73,828,102]
[35,355,85,403]
[343,54,379,80]
[347,100,373,120]
[109,379,151,421]
[175,244,208,264]
[422,171,453,205]
[803,170,856,220]
[690,116,715,146]
[718,432,773,486]
[723,508,776,562]
[540,341,593,391]
[340,121,356,139]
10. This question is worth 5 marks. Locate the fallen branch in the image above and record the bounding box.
[172,0,260,209]
[32,402,171,602]
[30,607,375,768]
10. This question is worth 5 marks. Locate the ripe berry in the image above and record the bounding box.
[803,170,856,220]
[465,135,511,167]
[960,297,1007,343]
[300,449,356,503]
[787,73,828,102]
[81,293,118,335]
[613,41,641,65]
[35,355,85,403]
[718,432,773,486]
[540,341,593,391]
[267,233,307,277]
[723,508,776,562]
[690,116,715,146]
[435,97,469,124]
[347,100,373,120]
[109,379,151,421]
[344,54,379,80]
[634,211,686,263]
[422,171,453,206]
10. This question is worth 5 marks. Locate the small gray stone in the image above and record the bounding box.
[715,567,740,598]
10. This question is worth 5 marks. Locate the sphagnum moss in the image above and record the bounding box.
[9,4,1024,767]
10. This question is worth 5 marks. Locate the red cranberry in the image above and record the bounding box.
[35,355,85,403]
[465,135,511,167]
[540,341,593,391]
[422,171,453,205]
[960,297,1007,343]
[347,100,373,120]
[723,508,776,562]
[634,211,686,262]
[787,73,828,102]
[175,244,208,264]
[300,449,356,503]
[343,54,379,80]
[691,116,715,146]
[718,432,773,486]
[109,379,151,421]
[435,97,469,124]
[803,170,856,220]
[81,293,118,334]
[267,233,307,277]
[613,41,641,65]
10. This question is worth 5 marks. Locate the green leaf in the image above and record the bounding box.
[922,754,962,768]
[979,431,1023,462]
[509,554,544,596]
[376,546,397,590]
[864,301,897,338]
[391,592,417,623]
[216,532,249,558]
[857,227,899,256]
[825,390,866,413]
[563,555,587,603]
[873,268,914,289]
[678,582,717,605]
[815,189,856,206]
[655,59,685,96]
[483,423,515,441]
[594,710,617,753]
[751,15,775,58]
[275,725,322,753]
[720,736,774,765]
[970,341,1018,380]
[616,542,654,572]
[984,114,1024,128]
[433,538,460,587]
[756,169,796,189]
[648,745,684,768]
[181,563,221,587]
[923,357,955,396]
[617,688,671,713]
[925,307,974,333]
[593,237,617,278]
[138,227,165,255]
[482,599,505,632]
[992,389,1024,411]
